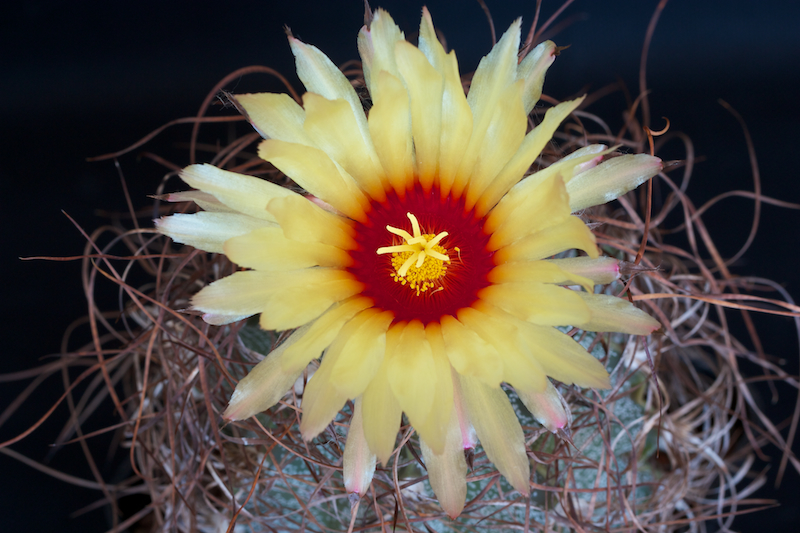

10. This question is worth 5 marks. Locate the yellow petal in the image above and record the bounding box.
[155,212,274,254]
[258,139,368,222]
[451,18,521,198]
[566,153,663,212]
[343,397,377,496]
[457,306,548,394]
[302,93,387,200]
[329,309,394,398]
[357,9,404,101]
[281,296,374,373]
[395,40,443,191]
[577,293,661,335]
[420,408,467,519]
[223,324,311,421]
[486,173,571,251]
[486,145,613,231]
[267,195,355,250]
[289,36,371,149]
[417,8,473,196]
[439,315,503,386]
[223,227,351,270]
[516,379,571,433]
[488,260,594,294]
[458,374,530,495]
[476,97,584,217]
[164,190,235,213]
[361,324,404,464]
[546,256,620,285]
[191,271,274,318]
[299,348,348,441]
[180,164,297,222]
[478,281,591,326]
[418,322,456,455]
[232,92,310,144]
[259,274,364,331]
[517,40,557,114]
[368,71,414,194]
[493,216,598,263]
[386,321,437,440]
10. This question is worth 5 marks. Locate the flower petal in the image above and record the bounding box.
[180,164,297,222]
[419,322,456,455]
[566,153,663,212]
[494,216,599,263]
[396,40,443,191]
[577,293,661,335]
[191,271,275,318]
[517,40,557,114]
[258,139,368,221]
[232,92,310,144]
[223,324,311,421]
[299,350,349,441]
[223,227,351,270]
[458,374,530,495]
[302,93,387,200]
[516,379,572,433]
[329,309,394,399]
[420,408,467,519]
[357,9,404,101]
[439,315,503,387]
[155,212,274,254]
[164,190,235,213]
[343,397,377,496]
[281,296,374,373]
[361,324,404,464]
[478,282,591,326]
[488,260,594,294]
[475,97,584,217]
[368,71,414,194]
[546,256,620,285]
[267,195,355,250]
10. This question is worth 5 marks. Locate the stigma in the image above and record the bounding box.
[376,212,450,295]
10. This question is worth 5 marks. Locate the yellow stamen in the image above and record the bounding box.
[376,212,450,296]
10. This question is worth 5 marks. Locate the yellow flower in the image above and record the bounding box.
[156,8,662,518]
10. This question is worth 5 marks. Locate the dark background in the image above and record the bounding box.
[2,1,799,531]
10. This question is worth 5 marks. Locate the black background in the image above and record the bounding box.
[2,1,799,531]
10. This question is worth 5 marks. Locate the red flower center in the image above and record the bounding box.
[348,184,495,324]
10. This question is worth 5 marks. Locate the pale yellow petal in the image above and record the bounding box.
[223,324,311,421]
[486,145,613,232]
[299,346,349,440]
[462,80,527,207]
[488,260,594,294]
[343,397,377,496]
[258,139,368,222]
[302,93,387,200]
[486,173,571,251]
[458,374,530,495]
[179,164,297,222]
[516,379,571,433]
[566,153,663,212]
[395,40,443,190]
[420,408,467,519]
[164,190,234,213]
[478,281,591,326]
[232,92,310,144]
[329,309,394,398]
[494,216,599,263]
[357,9,404,101]
[419,322,455,455]
[289,36,371,149]
[281,296,374,373]
[260,275,364,331]
[361,324,404,464]
[577,293,661,335]
[387,321,437,440]
[457,306,548,394]
[223,227,351,270]
[267,195,355,250]
[155,212,274,254]
[546,256,620,285]
[476,97,584,217]
[517,40,557,114]
[439,315,503,387]
[368,71,414,194]
[191,271,273,318]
